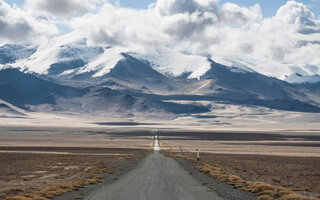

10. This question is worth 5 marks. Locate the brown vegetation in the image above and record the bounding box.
[5,174,103,200]
[0,147,150,200]
[168,153,319,200]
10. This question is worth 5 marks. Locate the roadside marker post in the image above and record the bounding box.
[196,148,200,162]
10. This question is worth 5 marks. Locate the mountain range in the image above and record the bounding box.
[1,37,320,117]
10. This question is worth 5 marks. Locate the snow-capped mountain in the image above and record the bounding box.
[130,49,212,80]
[76,47,124,77]
[2,34,320,86]
[10,35,104,75]
[4,34,214,81]
[1,36,320,114]
[0,68,209,115]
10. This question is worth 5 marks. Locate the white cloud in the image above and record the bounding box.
[0,0,58,44]
[66,0,320,78]
[155,0,220,39]
[202,1,320,77]
[24,0,103,18]
[155,0,219,16]
[70,3,166,53]
[71,0,262,52]
[275,1,315,26]
[154,0,261,39]
[2,0,320,78]
[221,3,262,25]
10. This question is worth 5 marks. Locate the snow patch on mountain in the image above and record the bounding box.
[14,43,60,74]
[131,49,212,79]
[284,73,320,84]
[226,60,256,74]
[6,37,319,85]
[12,34,103,74]
[77,47,125,77]
[4,38,260,80]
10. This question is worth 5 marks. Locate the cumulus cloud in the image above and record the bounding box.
[70,3,166,53]
[25,0,99,18]
[275,1,315,26]
[0,0,58,44]
[67,0,320,77]
[71,0,261,51]
[154,0,219,39]
[154,0,261,39]
[1,0,320,78]
[233,0,320,77]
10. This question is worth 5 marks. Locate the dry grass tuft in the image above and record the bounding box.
[169,153,317,200]
[251,183,276,193]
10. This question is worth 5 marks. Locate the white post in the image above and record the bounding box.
[196,148,200,162]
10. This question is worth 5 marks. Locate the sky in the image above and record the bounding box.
[5,0,320,18]
[1,0,320,77]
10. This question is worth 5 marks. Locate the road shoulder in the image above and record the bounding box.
[168,154,258,200]
[53,153,149,200]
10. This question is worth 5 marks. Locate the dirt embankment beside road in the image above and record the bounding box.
[168,152,320,200]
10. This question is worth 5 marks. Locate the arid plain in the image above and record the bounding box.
[0,124,320,199]
[0,107,320,199]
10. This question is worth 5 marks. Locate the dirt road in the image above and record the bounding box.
[85,151,225,200]
[85,131,224,200]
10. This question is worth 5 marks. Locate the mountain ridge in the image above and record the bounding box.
[1,41,320,114]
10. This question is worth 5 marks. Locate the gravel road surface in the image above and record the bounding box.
[85,151,225,200]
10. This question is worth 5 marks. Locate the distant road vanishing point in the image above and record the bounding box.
[85,133,225,200]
